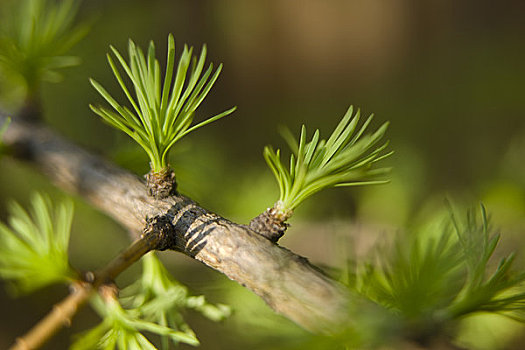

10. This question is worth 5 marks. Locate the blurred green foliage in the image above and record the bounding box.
[0,193,75,294]
[345,205,525,347]
[71,251,230,350]
[0,192,231,349]
[71,293,199,350]
[0,0,87,96]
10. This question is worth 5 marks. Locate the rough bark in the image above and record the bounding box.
[249,206,290,242]
[145,168,177,199]
[0,115,352,334]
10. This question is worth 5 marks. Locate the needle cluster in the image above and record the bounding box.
[90,34,235,174]
[264,106,391,217]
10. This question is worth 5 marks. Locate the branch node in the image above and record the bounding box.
[145,168,177,199]
[249,206,291,243]
[143,215,177,251]
[99,283,119,302]
[81,271,96,284]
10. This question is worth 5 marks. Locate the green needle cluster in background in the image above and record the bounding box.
[0,193,75,294]
[0,0,87,94]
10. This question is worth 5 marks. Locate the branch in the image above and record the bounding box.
[11,282,92,350]
[10,220,164,350]
[1,114,352,334]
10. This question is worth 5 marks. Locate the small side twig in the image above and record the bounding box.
[11,282,92,350]
[9,220,168,350]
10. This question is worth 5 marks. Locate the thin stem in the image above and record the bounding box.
[9,231,162,350]
[95,230,159,283]
[11,282,92,350]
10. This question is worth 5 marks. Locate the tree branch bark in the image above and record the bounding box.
[1,115,352,334]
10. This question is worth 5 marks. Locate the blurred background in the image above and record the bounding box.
[1,0,524,349]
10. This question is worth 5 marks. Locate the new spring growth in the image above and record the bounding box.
[90,34,236,195]
[264,106,392,218]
